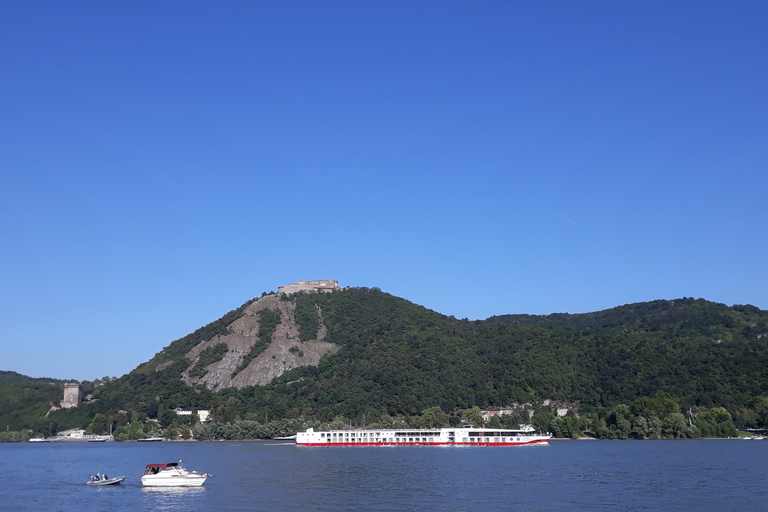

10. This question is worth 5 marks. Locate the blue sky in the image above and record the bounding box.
[2,1,766,381]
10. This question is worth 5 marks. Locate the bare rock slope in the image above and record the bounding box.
[181,295,338,391]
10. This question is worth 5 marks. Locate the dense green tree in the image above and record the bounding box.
[487,414,503,429]
[157,406,177,428]
[461,407,484,427]
[86,413,108,435]
[662,413,688,438]
[417,406,450,428]
[533,411,555,434]
[549,416,582,438]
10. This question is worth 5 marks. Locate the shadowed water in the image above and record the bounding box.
[1,439,766,511]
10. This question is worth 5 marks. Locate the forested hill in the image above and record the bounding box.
[485,298,766,338]
[12,289,768,438]
[0,372,65,433]
[0,371,63,386]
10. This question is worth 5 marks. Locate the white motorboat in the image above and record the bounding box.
[141,460,211,487]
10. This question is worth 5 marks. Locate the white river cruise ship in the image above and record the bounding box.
[295,425,551,446]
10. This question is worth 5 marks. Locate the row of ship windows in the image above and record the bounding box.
[319,432,440,438]
[320,432,432,441]
[320,433,400,438]
[318,432,521,438]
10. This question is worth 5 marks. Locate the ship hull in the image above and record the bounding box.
[141,475,207,487]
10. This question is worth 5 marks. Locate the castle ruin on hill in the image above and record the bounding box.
[277,279,340,295]
[61,382,80,408]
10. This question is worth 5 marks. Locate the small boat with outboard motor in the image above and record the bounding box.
[141,460,211,487]
[86,473,125,486]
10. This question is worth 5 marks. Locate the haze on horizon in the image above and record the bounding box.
[1,1,766,381]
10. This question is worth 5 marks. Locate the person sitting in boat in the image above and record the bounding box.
[92,474,99,482]
[102,474,108,480]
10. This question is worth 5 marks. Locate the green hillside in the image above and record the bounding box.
[7,289,768,440]
[0,372,64,438]
[485,298,768,407]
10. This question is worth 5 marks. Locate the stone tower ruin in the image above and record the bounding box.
[61,382,81,409]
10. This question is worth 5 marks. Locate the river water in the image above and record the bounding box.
[1,439,766,511]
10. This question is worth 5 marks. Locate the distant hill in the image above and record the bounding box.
[8,289,768,437]
[485,298,766,337]
[0,370,64,386]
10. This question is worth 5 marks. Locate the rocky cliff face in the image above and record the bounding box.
[181,295,338,391]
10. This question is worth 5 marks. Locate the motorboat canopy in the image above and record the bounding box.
[146,463,177,469]
[145,462,180,474]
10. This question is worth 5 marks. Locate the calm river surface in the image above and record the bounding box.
[1,439,766,511]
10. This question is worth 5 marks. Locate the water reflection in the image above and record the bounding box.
[141,486,207,511]
[141,487,208,494]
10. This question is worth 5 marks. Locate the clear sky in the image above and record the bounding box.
[2,1,766,381]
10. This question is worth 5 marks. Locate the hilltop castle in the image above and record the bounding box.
[277,279,340,295]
